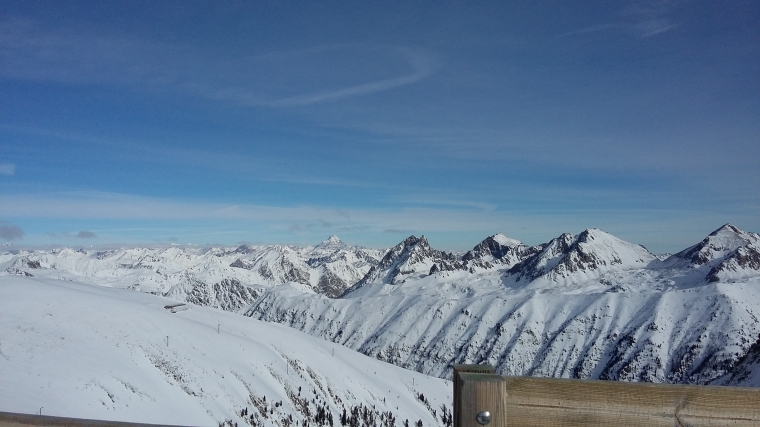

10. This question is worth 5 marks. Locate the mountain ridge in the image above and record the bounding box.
[244,225,760,387]
[3,225,760,387]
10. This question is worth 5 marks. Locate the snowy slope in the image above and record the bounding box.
[712,334,760,387]
[0,276,450,426]
[248,272,760,384]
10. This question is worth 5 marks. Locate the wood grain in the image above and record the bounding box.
[453,371,760,427]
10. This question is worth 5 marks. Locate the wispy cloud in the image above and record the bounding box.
[0,191,513,233]
[388,194,497,212]
[622,0,680,38]
[0,125,387,190]
[0,191,755,252]
[559,1,679,39]
[383,229,415,234]
[557,24,621,38]
[77,230,97,238]
[270,48,439,107]
[0,224,24,240]
[637,22,678,37]
[0,19,437,108]
[0,163,15,176]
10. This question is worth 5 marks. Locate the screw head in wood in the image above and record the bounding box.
[476,411,491,425]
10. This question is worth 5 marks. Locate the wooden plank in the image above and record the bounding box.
[453,365,496,427]
[500,376,760,426]
[453,365,760,427]
[456,372,507,427]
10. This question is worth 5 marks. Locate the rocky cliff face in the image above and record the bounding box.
[165,277,262,313]
[343,235,457,295]
[461,233,536,270]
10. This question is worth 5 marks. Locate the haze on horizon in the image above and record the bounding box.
[1,1,758,254]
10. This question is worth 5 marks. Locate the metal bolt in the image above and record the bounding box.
[476,411,491,425]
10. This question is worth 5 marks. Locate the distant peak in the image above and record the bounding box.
[491,233,522,247]
[710,223,743,236]
[234,244,254,254]
[672,223,756,266]
[578,228,610,240]
[398,235,428,251]
[400,235,420,246]
[315,235,347,250]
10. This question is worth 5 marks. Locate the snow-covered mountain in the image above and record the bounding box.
[460,233,536,270]
[3,225,760,389]
[0,276,451,426]
[344,236,458,294]
[664,224,760,283]
[506,228,655,286]
[246,225,760,387]
[0,236,385,310]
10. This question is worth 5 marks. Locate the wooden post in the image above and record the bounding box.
[453,365,495,427]
[453,365,506,427]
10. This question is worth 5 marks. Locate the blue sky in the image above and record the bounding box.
[1,1,758,253]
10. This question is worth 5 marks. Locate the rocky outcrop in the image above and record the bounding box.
[343,236,457,296]
[166,277,261,313]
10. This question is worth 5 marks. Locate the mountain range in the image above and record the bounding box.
[3,224,760,389]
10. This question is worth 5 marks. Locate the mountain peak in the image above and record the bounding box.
[399,235,421,246]
[577,228,618,242]
[509,229,654,283]
[491,233,522,247]
[672,224,757,266]
[710,223,743,237]
[461,233,529,266]
[314,235,348,250]
[324,235,342,244]
[343,234,453,294]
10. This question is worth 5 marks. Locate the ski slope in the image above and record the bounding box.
[0,276,450,426]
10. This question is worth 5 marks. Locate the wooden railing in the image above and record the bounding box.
[453,364,760,427]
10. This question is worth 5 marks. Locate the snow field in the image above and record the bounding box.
[0,276,450,426]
